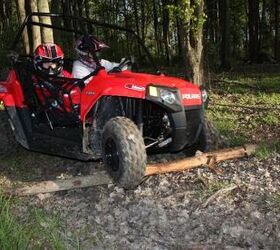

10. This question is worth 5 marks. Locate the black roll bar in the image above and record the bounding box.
[11,12,160,73]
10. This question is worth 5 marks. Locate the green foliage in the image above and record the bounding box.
[168,0,206,33]
[255,143,274,160]
[196,179,233,199]
[0,195,75,249]
[255,141,280,160]
[209,73,280,146]
[0,196,30,249]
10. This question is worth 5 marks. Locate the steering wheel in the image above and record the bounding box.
[108,57,132,73]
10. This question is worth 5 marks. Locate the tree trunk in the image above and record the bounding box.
[0,0,8,30]
[219,0,231,70]
[275,0,279,60]
[152,0,162,57]
[122,0,130,53]
[16,0,30,54]
[50,0,62,42]
[132,0,142,57]
[29,0,41,51]
[177,0,205,85]
[84,0,90,18]
[259,0,267,50]
[187,28,204,85]
[162,0,170,65]
[72,0,80,35]
[248,0,260,62]
[140,0,145,40]
[38,0,54,43]
[205,0,219,44]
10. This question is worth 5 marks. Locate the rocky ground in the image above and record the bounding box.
[6,149,279,250]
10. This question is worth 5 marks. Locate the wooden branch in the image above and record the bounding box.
[7,171,111,196]
[145,144,257,176]
[6,144,257,196]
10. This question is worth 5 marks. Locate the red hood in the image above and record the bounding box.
[105,70,202,106]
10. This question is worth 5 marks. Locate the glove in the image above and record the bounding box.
[120,57,126,64]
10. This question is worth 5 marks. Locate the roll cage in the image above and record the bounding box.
[10,12,159,73]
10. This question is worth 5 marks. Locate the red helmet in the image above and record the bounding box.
[34,43,64,76]
[75,35,109,56]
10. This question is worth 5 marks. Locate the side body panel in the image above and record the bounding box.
[0,70,26,107]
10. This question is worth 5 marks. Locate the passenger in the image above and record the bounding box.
[72,35,126,83]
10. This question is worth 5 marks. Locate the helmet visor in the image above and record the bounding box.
[42,62,58,70]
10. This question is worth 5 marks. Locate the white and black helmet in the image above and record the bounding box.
[75,35,109,56]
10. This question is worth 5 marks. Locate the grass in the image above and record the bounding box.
[196,177,233,200]
[0,195,79,249]
[255,140,280,160]
[208,72,280,146]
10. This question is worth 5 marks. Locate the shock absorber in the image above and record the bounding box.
[137,99,143,134]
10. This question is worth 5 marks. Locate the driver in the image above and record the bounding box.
[72,35,126,83]
[33,43,71,78]
[33,43,80,113]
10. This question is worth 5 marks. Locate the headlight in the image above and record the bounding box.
[147,85,182,112]
[159,89,176,105]
[147,86,178,104]
[201,89,208,103]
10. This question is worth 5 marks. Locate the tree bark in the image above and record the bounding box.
[205,0,219,44]
[38,0,54,43]
[16,0,30,54]
[29,0,41,51]
[146,144,257,175]
[152,0,162,57]
[140,0,146,40]
[132,0,142,57]
[275,0,279,60]
[11,171,111,196]
[248,0,260,62]
[219,0,231,70]
[162,0,171,65]
[177,0,205,85]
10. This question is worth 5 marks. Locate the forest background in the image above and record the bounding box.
[1,0,279,85]
[0,1,279,248]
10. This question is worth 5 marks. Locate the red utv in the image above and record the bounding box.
[0,13,208,188]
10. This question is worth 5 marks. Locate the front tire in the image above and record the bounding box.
[102,117,147,189]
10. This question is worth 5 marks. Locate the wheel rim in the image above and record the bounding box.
[105,138,120,172]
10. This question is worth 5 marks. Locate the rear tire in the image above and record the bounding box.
[102,117,147,189]
[0,110,19,157]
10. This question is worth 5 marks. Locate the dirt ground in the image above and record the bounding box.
[1,147,279,250]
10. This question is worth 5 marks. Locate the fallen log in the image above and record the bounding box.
[6,171,111,196]
[6,144,257,196]
[145,144,257,176]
